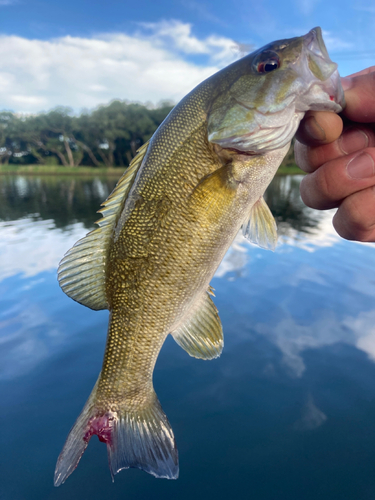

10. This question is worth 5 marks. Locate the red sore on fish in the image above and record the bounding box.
[83,413,115,445]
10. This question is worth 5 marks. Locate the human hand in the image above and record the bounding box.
[295,67,375,242]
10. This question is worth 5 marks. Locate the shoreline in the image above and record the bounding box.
[0,165,124,176]
[0,164,304,177]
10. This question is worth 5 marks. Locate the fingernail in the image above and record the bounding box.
[341,77,353,91]
[347,153,375,179]
[304,115,326,142]
[339,129,369,154]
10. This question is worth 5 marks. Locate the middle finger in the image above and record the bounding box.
[300,147,375,210]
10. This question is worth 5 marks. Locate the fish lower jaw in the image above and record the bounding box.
[306,99,343,113]
[296,80,345,113]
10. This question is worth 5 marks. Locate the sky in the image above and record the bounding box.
[0,0,374,114]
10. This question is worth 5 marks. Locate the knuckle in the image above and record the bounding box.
[345,196,370,228]
[299,168,328,209]
[300,168,335,210]
[299,176,314,207]
[332,211,361,240]
[294,141,311,172]
[294,140,340,173]
[307,147,323,170]
[334,192,375,241]
[357,127,375,149]
[312,166,335,208]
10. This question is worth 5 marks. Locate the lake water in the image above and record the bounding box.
[1,174,375,500]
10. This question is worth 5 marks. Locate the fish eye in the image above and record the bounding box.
[257,58,280,73]
[254,51,281,74]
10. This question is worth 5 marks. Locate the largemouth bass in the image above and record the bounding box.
[54,27,344,485]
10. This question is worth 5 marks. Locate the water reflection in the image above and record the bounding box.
[293,394,327,431]
[0,174,325,235]
[1,173,374,381]
[2,174,375,499]
[0,174,118,229]
[0,218,84,280]
[0,174,340,282]
[265,175,321,236]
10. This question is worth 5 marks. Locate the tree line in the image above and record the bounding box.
[0,101,174,167]
[0,99,296,169]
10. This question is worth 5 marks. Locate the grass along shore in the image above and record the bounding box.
[0,163,304,176]
[0,164,125,176]
[277,164,304,175]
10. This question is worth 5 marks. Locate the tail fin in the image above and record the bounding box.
[54,386,178,486]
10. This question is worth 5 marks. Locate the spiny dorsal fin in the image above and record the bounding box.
[242,196,277,251]
[58,142,149,310]
[171,288,223,360]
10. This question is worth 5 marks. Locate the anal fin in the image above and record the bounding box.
[171,288,223,360]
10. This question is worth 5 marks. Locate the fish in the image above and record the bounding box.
[54,27,345,486]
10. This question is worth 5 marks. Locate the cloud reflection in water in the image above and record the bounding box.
[1,175,375,384]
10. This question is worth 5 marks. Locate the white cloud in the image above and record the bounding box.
[141,20,210,54]
[0,21,239,113]
[10,94,48,106]
[322,30,354,52]
[141,20,242,64]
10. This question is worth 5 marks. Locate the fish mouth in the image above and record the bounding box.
[304,27,330,63]
[207,28,345,155]
[296,27,345,112]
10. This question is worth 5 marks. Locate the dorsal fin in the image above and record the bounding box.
[58,142,149,310]
[171,287,223,360]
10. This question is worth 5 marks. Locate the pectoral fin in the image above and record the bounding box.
[242,196,277,251]
[171,288,223,360]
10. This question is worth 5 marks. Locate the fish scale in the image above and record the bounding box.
[54,27,345,486]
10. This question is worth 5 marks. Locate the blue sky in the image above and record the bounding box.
[0,0,374,113]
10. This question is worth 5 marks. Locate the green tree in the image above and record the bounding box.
[77,101,174,167]
[0,101,175,168]
[0,112,24,164]
[26,108,82,166]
